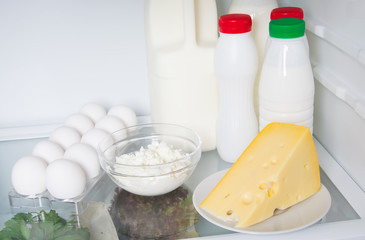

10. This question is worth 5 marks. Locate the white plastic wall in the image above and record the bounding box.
[0,0,150,129]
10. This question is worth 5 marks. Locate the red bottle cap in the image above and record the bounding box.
[218,14,252,34]
[271,7,304,20]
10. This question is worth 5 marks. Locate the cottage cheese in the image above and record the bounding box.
[111,141,193,196]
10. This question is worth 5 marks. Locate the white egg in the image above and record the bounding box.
[64,113,94,135]
[107,105,138,128]
[80,103,106,123]
[81,128,111,151]
[32,140,65,164]
[64,143,100,179]
[95,115,126,134]
[49,126,81,150]
[11,156,48,196]
[46,159,86,199]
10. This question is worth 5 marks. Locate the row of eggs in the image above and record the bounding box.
[11,103,137,200]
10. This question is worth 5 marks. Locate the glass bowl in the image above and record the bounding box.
[97,123,202,196]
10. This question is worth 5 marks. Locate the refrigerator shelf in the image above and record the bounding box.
[0,132,364,239]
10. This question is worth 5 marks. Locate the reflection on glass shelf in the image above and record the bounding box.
[319,169,360,223]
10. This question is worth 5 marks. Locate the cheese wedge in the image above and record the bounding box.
[200,122,321,228]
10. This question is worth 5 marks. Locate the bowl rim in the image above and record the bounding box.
[97,122,202,168]
[103,160,198,178]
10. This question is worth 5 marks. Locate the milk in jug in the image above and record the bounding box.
[144,0,219,151]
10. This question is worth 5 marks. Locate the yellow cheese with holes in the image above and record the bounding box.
[200,122,321,228]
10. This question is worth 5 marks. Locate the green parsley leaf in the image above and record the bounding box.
[0,210,90,240]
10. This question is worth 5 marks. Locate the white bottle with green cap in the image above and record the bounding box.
[259,18,314,133]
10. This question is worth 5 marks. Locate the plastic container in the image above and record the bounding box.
[228,0,278,118]
[98,123,202,196]
[215,14,258,163]
[144,0,219,152]
[266,7,309,54]
[259,18,314,132]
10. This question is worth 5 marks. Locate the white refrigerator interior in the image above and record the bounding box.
[0,0,364,239]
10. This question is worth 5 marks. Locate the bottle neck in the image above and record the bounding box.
[219,32,252,38]
[270,35,305,41]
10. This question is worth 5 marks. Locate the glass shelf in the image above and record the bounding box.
[0,137,361,239]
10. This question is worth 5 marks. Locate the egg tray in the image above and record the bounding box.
[8,171,106,215]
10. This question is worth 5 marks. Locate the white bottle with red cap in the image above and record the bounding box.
[266,7,309,54]
[215,14,259,163]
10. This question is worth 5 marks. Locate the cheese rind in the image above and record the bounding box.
[200,122,321,228]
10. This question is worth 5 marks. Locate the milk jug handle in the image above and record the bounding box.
[183,0,197,48]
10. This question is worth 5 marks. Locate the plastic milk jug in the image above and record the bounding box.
[215,14,258,163]
[144,0,219,151]
[259,18,315,133]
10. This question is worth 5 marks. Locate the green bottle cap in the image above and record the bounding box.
[269,18,305,39]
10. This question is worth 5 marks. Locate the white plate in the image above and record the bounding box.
[193,169,331,235]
